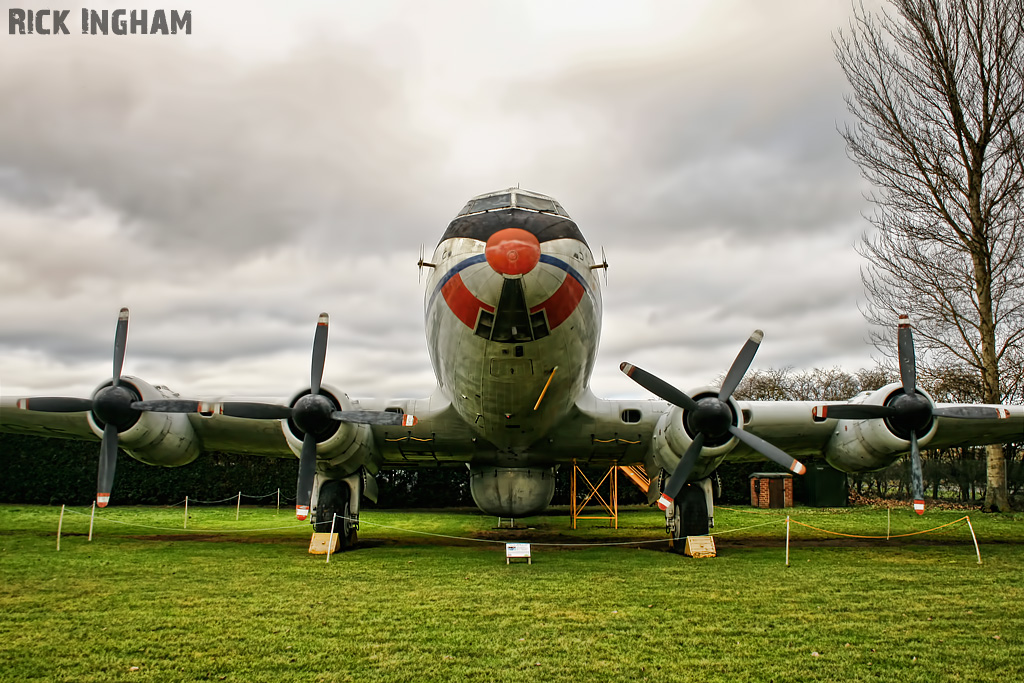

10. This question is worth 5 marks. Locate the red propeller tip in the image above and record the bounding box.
[16,399,28,410]
[296,505,310,521]
[620,362,634,376]
[317,313,329,326]
[792,461,807,475]
[657,493,673,511]
[97,494,110,508]
[118,308,129,320]
[913,500,925,515]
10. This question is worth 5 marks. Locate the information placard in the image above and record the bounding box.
[505,543,532,564]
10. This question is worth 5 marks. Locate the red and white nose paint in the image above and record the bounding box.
[485,228,541,276]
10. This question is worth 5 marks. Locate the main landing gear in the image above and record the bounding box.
[313,479,357,551]
[666,480,714,553]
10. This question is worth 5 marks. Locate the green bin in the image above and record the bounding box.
[803,461,848,507]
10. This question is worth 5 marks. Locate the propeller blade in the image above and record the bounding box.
[909,430,925,515]
[295,432,318,520]
[658,432,705,510]
[17,397,94,412]
[310,313,329,395]
[97,422,119,508]
[331,410,418,426]
[131,399,202,413]
[932,406,1001,419]
[219,402,294,420]
[111,307,130,387]
[897,315,916,395]
[728,425,806,475]
[816,404,898,420]
[620,362,699,412]
[719,330,764,400]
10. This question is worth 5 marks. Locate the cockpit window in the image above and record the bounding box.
[515,194,558,213]
[459,194,512,216]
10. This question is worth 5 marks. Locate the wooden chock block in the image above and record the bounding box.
[309,532,339,555]
[684,535,716,558]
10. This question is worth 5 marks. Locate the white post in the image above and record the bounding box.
[785,515,791,567]
[887,506,891,540]
[965,516,982,565]
[236,491,241,521]
[88,502,96,541]
[184,496,188,529]
[326,513,338,564]
[277,488,280,514]
[57,504,65,552]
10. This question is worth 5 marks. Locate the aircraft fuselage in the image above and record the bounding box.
[424,189,603,454]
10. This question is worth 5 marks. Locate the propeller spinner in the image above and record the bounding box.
[621,330,806,512]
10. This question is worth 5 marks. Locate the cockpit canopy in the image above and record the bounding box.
[456,189,571,219]
[442,188,586,246]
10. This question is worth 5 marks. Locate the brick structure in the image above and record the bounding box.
[749,472,793,508]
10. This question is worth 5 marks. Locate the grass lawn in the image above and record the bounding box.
[0,503,1021,682]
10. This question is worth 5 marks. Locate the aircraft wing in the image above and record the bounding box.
[541,392,1022,487]
[0,392,293,458]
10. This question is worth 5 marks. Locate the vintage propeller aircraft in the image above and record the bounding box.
[1,188,1021,551]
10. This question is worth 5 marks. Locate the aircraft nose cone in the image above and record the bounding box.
[485,228,541,276]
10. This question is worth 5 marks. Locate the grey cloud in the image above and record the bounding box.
[0,38,437,257]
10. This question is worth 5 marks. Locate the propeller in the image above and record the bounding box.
[134,313,417,521]
[417,244,436,284]
[813,315,999,514]
[621,330,806,512]
[17,308,137,507]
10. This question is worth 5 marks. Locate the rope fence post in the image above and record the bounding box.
[57,504,65,551]
[88,501,96,541]
[277,488,280,514]
[184,496,188,529]
[886,507,890,540]
[785,515,791,567]
[236,491,241,521]
[326,513,337,564]
[965,516,982,565]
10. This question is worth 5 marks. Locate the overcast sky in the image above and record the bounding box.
[0,0,892,403]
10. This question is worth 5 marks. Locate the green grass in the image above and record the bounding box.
[1,503,1022,682]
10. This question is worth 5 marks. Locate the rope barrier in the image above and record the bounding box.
[60,507,308,533]
[50,505,982,561]
[788,515,970,539]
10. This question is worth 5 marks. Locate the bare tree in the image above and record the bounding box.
[835,0,1024,511]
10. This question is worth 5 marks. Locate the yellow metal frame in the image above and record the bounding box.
[570,460,619,529]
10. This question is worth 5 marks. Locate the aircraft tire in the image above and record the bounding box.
[671,483,709,553]
[314,480,353,550]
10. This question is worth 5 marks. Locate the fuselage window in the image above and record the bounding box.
[621,409,642,424]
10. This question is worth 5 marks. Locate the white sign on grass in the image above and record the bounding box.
[505,543,532,564]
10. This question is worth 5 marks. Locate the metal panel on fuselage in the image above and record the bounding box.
[425,221,602,454]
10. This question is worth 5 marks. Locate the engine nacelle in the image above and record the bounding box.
[823,383,939,473]
[469,465,556,517]
[651,386,740,481]
[281,383,374,469]
[86,377,200,467]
